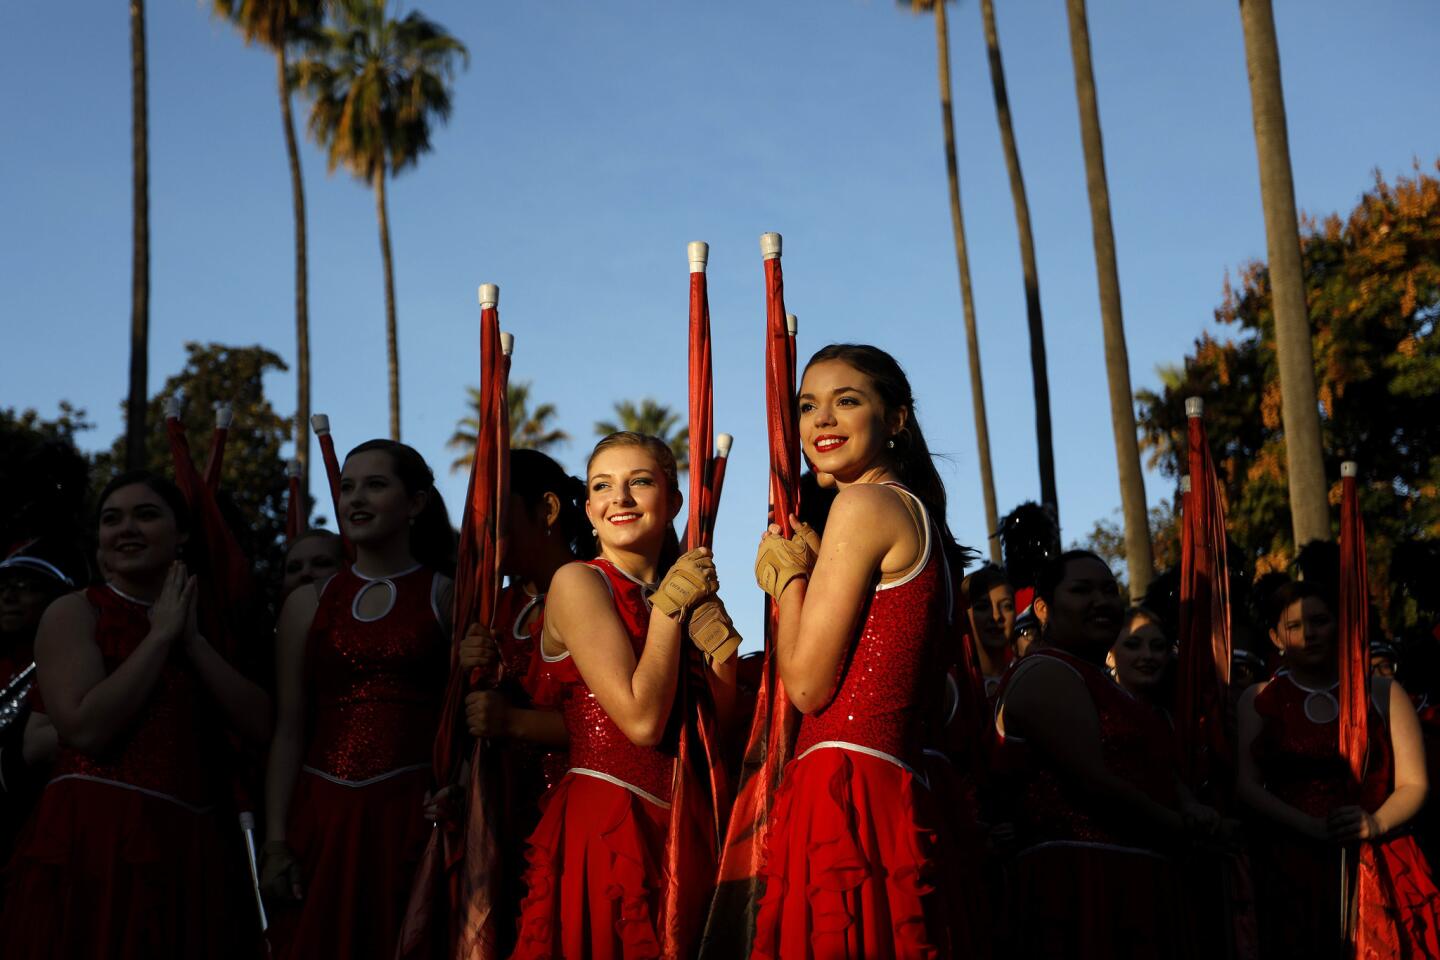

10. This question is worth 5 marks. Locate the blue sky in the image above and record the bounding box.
[3,0,1437,648]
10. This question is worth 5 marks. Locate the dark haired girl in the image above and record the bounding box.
[994,550,1218,959]
[1,471,271,957]
[1238,580,1440,958]
[261,441,455,959]
[752,344,963,957]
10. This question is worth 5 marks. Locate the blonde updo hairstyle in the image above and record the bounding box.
[586,432,684,577]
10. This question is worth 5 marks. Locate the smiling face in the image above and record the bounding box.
[969,581,1016,652]
[797,359,904,484]
[1270,595,1338,671]
[1112,613,1173,694]
[97,483,186,581]
[339,449,425,546]
[584,443,680,561]
[1036,556,1124,656]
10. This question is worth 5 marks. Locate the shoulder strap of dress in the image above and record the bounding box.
[876,482,933,590]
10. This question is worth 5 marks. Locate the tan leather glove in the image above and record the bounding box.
[259,839,304,903]
[754,528,817,602]
[651,548,718,620]
[688,595,742,664]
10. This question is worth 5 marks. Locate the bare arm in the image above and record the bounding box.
[775,486,914,714]
[37,569,190,757]
[185,627,273,747]
[1004,657,1185,839]
[1235,683,1327,840]
[504,706,569,746]
[1369,679,1427,836]
[547,562,684,748]
[264,586,318,845]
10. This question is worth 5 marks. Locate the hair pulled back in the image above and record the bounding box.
[586,432,681,576]
[98,470,191,534]
[511,449,594,561]
[1266,579,1336,631]
[1034,549,1111,605]
[345,440,455,577]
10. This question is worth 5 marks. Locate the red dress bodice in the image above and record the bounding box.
[493,584,567,792]
[997,647,1175,848]
[49,585,216,808]
[793,485,950,772]
[531,559,674,805]
[304,566,447,782]
[1251,670,1390,816]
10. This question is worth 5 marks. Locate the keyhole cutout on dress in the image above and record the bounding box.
[352,578,399,623]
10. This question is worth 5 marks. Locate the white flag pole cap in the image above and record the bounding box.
[164,396,182,420]
[1341,461,1358,478]
[760,232,782,260]
[500,331,515,357]
[1185,397,1204,419]
[786,313,798,336]
[215,402,234,429]
[311,413,331,436]
[286,459,303,478]
[239,811,256,831]
[688,241,709,273]
[716,433,733,458]
[1179,475,1192,494]
[478,283,500,308]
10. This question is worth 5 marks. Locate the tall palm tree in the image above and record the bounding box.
[1237,0,1330,547]
[595,399,689,473]
[449,381,569,473]
[1062,0,1153,599]
[292,0,468,441]
[212,0,323,509]
[979,0,1058,521]
[126,0,150,470]
[904,0,1000,563]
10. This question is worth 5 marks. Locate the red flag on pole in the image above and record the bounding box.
[1176,397,1233,791]
[398,284,510,960]
[285,459,303,541]
[701,232,802,957]
[1338,461,1369,782]
[203,403,232,493]
[312,413,343,523]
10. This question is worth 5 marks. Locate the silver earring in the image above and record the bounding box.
[887,438,895,449]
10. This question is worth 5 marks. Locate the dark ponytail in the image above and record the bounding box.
[345,440,455,577]
[803,343,972,563]
[510,449,594,561]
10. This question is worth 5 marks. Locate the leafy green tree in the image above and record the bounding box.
[0,405,94,548]
[98,343,296,586]
[448,381,569,473]
[291,0,468,441]
[595,399,689,473]
[212,0,324,507]
[1136,162,1440,629]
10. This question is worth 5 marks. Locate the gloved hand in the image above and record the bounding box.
[651,548,719,620]
[688,595,742,663]
[259,839,304,903]
[754,522,818,602]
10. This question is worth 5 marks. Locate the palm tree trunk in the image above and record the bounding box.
[126,0,150,470]
[1237,0,1330,547]
[934,0,1001,564]
[1063,0,1153,599]
[278,46,311,510]
[979,0,1057,523]
[374,167,400,441]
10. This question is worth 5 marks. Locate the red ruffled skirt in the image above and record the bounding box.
[510,771,670,960]
[0,776,257,959]
[1357,835,1440,959]
[1004,840,1190,960]
[753,746,949,960]
[269,766,432,960]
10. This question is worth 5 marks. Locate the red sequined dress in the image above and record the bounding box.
[510,559,678,960]
[0,584,256,958]
[993,647,1190,960]
[1250,671,1440,959]
[753,484,955,960]
[272,564,448,960]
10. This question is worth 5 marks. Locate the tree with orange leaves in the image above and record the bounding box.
[1137,161,1440,630]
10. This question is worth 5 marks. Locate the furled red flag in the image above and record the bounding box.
[203,402,232,493]
[285,459,303,541]
[700,232,802,958]
[311,413,343,523]
[397,284,510,960]
[1176,397,1233,791]
[1338,460,1369,782]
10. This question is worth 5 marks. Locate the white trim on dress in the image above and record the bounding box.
[567,767,671,809]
